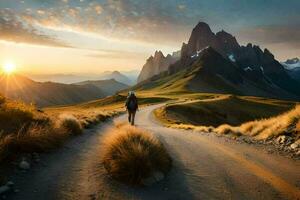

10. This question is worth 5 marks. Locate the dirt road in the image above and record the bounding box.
[7,105,300,200]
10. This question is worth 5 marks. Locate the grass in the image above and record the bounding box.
[157,95,295,127]
[234,105,300,139]
[0,97,49,135]
[0,94,113,163]
[101,123,172,185]
[155,95,299,140]
[59,114,83,135]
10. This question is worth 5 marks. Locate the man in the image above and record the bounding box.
[125,91,138,125]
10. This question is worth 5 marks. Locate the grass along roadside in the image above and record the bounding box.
[0,94,171,165]
[0,97,118,165]
[154,95,300,156]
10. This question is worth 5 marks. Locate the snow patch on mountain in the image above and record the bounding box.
[281,58,300,70]
[228,54,236,62]
[244,67,253,71]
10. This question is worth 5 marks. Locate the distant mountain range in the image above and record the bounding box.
[281,58,300,83]
[137,22,300,100]
[281,58,300,70]
[74,79,128,96]
[0,74,129,107]
[97,71,134,85]
[28,70,139,85]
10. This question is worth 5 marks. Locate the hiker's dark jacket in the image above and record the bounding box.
[125,94,138,111]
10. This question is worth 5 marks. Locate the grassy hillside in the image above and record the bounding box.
[155,95,299,140]
[156,95,295,127]
[0,74,106,107]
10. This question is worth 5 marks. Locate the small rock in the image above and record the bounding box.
[290,140,300,150]
[276,135,286,144]
[0,186,10,195]
[290,143,298,150]
[19,159,30,170]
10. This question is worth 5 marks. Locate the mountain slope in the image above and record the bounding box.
[74,79,128,96]
[134,47,299,100]
[0,74,105,107]
[136,21,300,100]
[287,67,300,82]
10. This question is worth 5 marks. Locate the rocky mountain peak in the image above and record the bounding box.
[192,22,213,35]
[154,50,165,59]
[263,48,275,61]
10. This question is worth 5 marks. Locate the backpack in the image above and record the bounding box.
[127,95,137,110]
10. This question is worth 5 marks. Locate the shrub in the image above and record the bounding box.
[0,123,67,162]
[101,124,172,185]
[215,124,239,135]
[59,114,83,135]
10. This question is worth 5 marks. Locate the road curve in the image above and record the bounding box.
[7,105,300,200]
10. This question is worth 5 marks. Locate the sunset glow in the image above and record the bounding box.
[2,61,16,75]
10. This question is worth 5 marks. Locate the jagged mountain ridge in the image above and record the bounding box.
[137,50,179,83]
[134,47,298,100]
[136,22,300,100]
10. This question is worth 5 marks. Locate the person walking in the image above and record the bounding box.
[125,91,138,125]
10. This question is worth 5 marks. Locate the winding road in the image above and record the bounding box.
[7,105,300,200]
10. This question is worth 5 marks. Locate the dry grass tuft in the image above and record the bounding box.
[236,105,300,139]
[59,114,83,135]
[101,124,172,185]
[0,123,67,161]
[215,124,241,136]
[0,95,116,163]
[211,105,300,140]
[0,98,48,135]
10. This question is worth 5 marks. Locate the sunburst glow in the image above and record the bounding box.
[2,61,16,75]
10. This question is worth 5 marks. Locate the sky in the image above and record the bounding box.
[0,0,299,75]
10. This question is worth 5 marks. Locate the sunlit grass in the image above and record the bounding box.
[155,95,298,140]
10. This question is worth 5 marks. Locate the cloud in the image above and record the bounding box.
[177,4,186,10]
[86,49,146,60]
[94,5,103,14]
[239,25,300,48]
[0,9,70,48]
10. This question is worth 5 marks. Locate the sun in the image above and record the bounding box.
[2,62,16,75]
